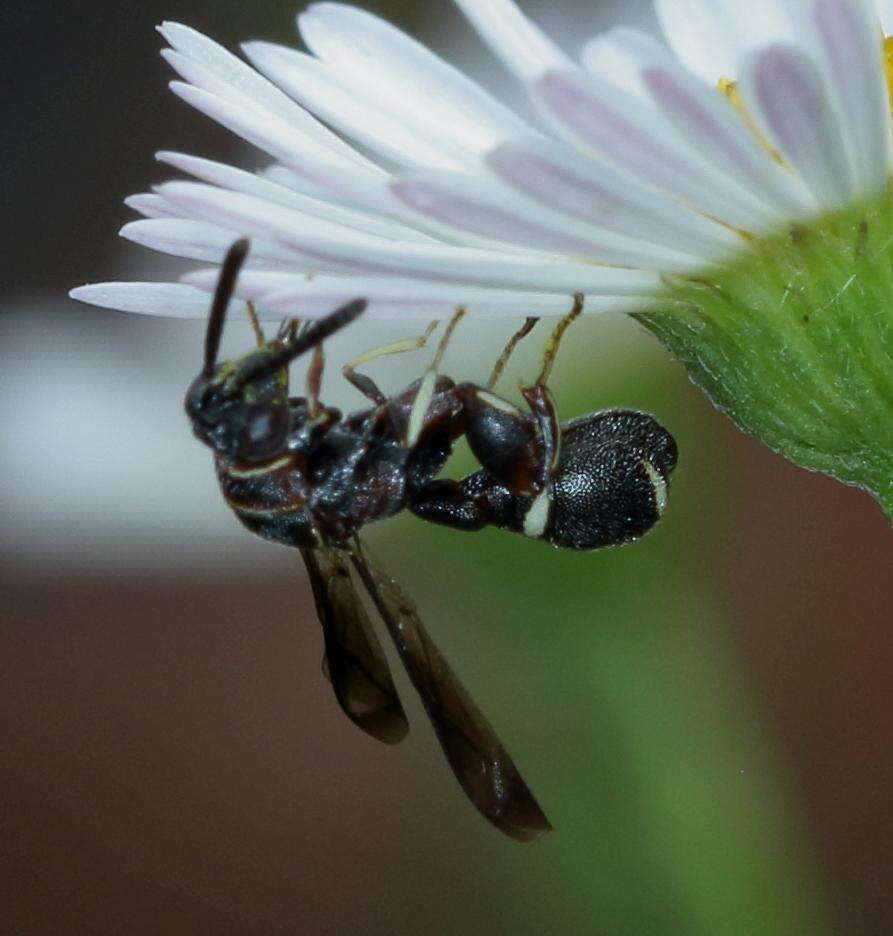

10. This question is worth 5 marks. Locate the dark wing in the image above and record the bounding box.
[347,539,551,842]
[300,546,409,745]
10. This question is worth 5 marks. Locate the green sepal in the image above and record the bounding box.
[637,191,893,519]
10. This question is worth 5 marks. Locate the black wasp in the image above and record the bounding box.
[186,240,678,842]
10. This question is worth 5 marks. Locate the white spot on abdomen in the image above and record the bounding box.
[641,460,668,515]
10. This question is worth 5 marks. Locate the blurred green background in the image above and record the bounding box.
[2,2,892,934]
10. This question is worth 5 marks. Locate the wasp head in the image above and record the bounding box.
[185,239,367,465]
[182,240,290,465]
[185,348,293,465]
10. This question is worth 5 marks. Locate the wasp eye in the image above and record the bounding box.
[247,411,275,443]
[238,403,290,462]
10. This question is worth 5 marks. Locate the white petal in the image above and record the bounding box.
[581,31,652,100]
[167,82,425,224]
[532,68,780,233]
[182,268,314,301]
[156,181,661,295]
[156,151,433,241]
[241,42,469,169]
[654,0,742,81]
[256,163,335,202]
[183,268,646,319]
[119,218,330,269]
[654,0,796,82]
[620,30,815,217]
[486,139,742,258]
[69,282,256,320]
[879,0,893,33]
[740,45,855,207]
[158,21,369,166]
[297,3,534,150]
[391,169,710,271]
[805,0,891,198]
[452,0,571,82]
[124,193,186,220]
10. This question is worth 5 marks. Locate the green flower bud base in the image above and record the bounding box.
[637,191,893,520]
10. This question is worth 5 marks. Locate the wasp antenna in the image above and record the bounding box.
[204,238,250,375]
[283,299,368,362]
[235,298,367,387]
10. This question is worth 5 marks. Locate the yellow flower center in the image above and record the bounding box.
[884,36,893,104]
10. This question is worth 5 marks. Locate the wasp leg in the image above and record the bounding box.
[405,308,466,447]
[454,300,579,494]
[304,336,341,432]
[342,321,439,406]
[246,301,266,348]
[305,345,325,418]
[515,294,584,478]
[409,479,489,531]
[453,382,544,495]
[487,317,539,390]
[534,294,583,388]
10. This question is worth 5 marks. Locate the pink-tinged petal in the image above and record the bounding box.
[452,0,571,82]
[241,42,470,170]
[593,29,814,218]
[156,151,433,242]
[392,170,710,271]
[297,3,534,150]
[69,282,259,320]
[156,182,661,295]
[486,139,741,259]
[124,193,186,220]
[533,68,780,233]
[639,67,815,219]
[807,0,891,198]
[183,268,646,320]
[740,45,855,208]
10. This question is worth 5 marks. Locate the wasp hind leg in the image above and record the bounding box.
[487,316,539,390]
[342,321,439,406]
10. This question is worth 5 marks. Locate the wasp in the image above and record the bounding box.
[185,240,678,841]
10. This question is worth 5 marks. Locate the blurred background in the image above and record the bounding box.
[3,1,892,933]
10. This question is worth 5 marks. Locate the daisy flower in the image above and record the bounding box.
[71,0,893,516]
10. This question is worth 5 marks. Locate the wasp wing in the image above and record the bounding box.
[300,546,408,745]
[347,540,551,842]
